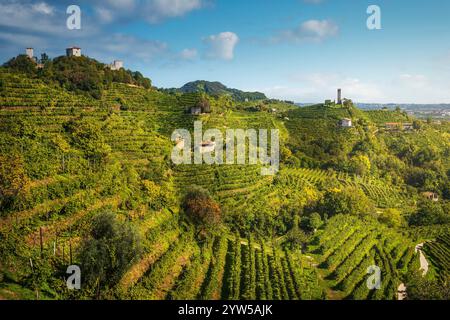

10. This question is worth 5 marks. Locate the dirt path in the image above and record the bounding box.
[415,243,429,276]
[397,243,430,300]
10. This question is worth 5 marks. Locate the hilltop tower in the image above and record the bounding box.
[26,48,34,59]
[337,89,342,105]
[109,60,124,71]
[66,47,81,57]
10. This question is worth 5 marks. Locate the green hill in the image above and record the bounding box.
[0,57,449,300]
[171,80,267,102]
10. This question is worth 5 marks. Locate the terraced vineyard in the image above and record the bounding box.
[0,64,448,301]
[423,234,450,282]
[308,215,419,300]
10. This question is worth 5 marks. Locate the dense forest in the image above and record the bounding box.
[0,54,449,300]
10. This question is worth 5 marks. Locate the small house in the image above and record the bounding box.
[66,47,81,57]
[422,192,439,202]
[340,118,352,128]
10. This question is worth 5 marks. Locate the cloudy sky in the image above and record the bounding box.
[0,0,449,103]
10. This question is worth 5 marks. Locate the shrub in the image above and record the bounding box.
[79,212,142,294]
[182,185,222,235]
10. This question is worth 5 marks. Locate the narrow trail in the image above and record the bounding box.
[415,243,429,276]
[397,243,430,300]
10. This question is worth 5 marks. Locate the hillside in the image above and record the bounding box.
[167,80,267,102]
[0,59,449,301]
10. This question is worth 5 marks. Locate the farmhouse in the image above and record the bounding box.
[66,47,81,57]
[422,192,439,202]
[340,118,352,128]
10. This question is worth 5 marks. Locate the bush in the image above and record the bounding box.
[409,201,449,226]
[79,212,142,294]
[182,185,221,235]
[318,187,375,217]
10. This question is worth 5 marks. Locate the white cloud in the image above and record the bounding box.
[204,32,239,60]
[31,2,55,15]
[95,7,115,23]
[258,72,450,104]
[179,48,198,60]
[259,73,383,102]
[93,34,168,62]
[272,19,339,43]
[0,31,47,48]
[145,0,203,23]
[93,0,204,24]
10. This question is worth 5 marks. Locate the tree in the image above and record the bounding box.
[182,185,221,235]
[349,154,371,176]
[79,212,142,296]
[40,53,50,64]
[318,187,375,217]
[196,98,211,113]
[64,119,111,166]
[378,208,403,227]
[409,200,449,226]
[308,212,322,232]
[3,55,36,75]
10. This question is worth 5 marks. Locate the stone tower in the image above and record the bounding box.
[337,88,342,105]
[26,48,34,59]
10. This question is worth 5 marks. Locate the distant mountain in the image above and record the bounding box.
[355,103,450,110]
[166,80,267,102]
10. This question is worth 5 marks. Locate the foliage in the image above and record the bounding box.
[182,186,222,236]
[79,212,142,293]
[317,187,375,217]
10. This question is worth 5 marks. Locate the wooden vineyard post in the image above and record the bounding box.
[69,240,73,265]
[39,227,44,257]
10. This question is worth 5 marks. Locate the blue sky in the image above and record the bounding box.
[0,0,449,103]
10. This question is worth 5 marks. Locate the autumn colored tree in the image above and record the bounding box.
[182,186,221,234]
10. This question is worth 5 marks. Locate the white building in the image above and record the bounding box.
[26,48,34,60]
[199,141,216,154]
[340,118,352,128]
[66,47,81,57]
[109,60,124,71]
